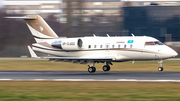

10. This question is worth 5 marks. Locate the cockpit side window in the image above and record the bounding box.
[145,42,154,45]
[145,41,163,46]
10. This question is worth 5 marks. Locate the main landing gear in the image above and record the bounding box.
[102,62,113,72]
[88,66,96,73]
[88,62,113,73]
[158,60,163,72]
[88,61,96,73]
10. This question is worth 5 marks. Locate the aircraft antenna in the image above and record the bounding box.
[107,34,110,37]
[131,33,135,37]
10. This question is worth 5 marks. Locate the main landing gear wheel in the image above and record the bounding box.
[88,67,96,73]
[158,67,163,72]
[102,65,110,72]
[88,61,96,73]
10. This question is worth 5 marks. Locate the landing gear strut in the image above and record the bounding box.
[102,62,112,72]
[88,61,96,73]
[158,60,163,72]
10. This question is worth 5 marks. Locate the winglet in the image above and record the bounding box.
[27,46,38,58]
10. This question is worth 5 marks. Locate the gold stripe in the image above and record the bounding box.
[33,44,161,55]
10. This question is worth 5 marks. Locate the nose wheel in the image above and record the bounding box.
[158,60,163,72]
[158,67,163,72]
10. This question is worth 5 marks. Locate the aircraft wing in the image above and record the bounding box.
[43,57,117,64]
[42,57,114,60]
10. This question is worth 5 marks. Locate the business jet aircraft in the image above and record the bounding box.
[6,15,178,73]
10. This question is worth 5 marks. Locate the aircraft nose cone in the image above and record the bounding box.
[171,50,178,57]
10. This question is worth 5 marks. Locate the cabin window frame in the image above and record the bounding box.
[94,45,97,48]
[89,45,91,48]
[106,45,109,49]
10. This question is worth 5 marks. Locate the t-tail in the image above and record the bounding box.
[6,15,58,43]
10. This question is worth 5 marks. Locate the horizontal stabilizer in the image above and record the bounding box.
[27,46,38,58]
[5,17,37,20]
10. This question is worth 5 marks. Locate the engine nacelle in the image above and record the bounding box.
[51,38,83,50]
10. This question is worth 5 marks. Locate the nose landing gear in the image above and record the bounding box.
[158,60,163,72]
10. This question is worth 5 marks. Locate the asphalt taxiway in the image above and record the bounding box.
[0,71,180,82]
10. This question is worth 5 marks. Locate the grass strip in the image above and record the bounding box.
[0,81,180,101]
[0,59,179,72]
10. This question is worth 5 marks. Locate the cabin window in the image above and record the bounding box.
[112,45,115,48]
[124,45,126,48]
[89,45,91,48]
[106,45,109,48]
[100,45,103,48]
[118,45,120,48]
[94,45,96,48]
[130,44,133,48]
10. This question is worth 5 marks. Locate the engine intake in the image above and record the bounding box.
[51,38,83,50]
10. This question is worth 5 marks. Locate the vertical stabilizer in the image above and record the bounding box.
[24,15,58,42]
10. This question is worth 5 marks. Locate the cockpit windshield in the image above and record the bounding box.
[154,41,163,45]
[145,41,163,46]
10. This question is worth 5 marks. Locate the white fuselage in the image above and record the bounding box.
[32,36,178,62]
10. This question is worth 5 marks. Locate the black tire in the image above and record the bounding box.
[107,66,110,71]
[92,67,96,72]
[88,67,93,73]
[88,67,96,73]
[158,67,163,72]
[103,65,108,71]
[103,65,110,72]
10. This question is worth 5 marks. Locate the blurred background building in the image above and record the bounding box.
[3,0,62,18]
[1,0,180,57]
